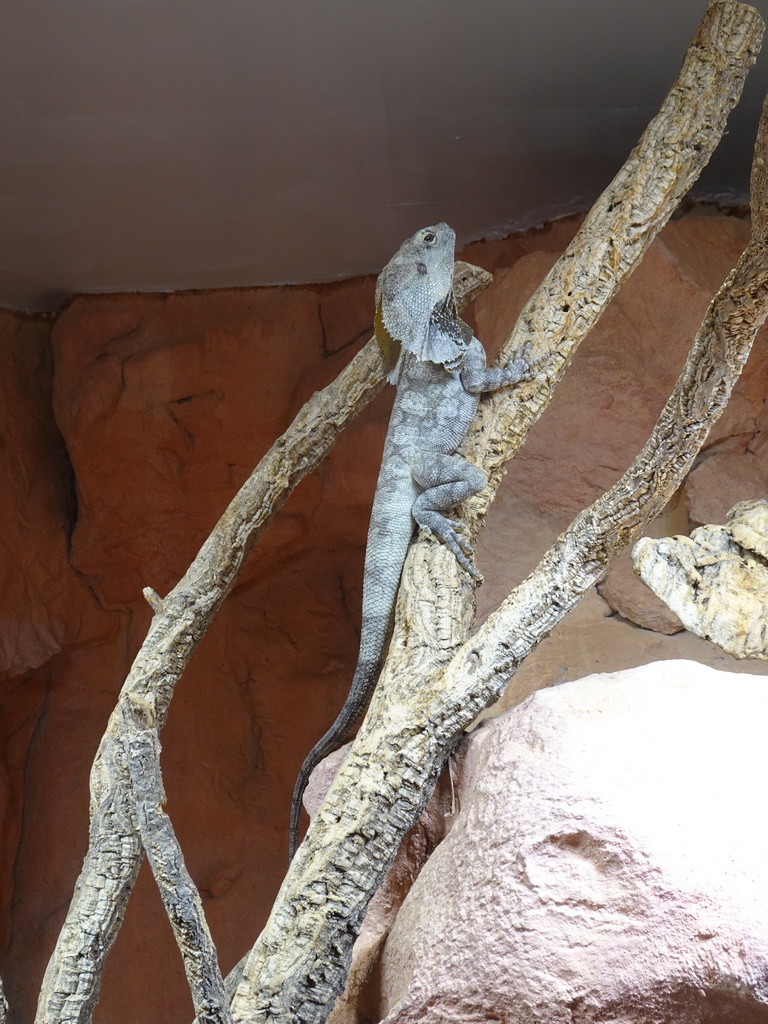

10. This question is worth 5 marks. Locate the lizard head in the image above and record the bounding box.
[374,222,457,381]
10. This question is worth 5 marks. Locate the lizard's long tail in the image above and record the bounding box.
[289,476,416,860]
[288,650,383,860]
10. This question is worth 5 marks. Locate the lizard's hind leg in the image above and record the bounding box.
[411,452,486,578]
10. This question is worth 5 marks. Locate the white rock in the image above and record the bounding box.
[633,500,768,660]
[376,661,768,1023]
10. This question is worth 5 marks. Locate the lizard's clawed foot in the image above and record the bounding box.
[418,511,482,579]
[504,341,548,384]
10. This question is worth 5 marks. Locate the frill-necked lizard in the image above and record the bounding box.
[289,223,537,858]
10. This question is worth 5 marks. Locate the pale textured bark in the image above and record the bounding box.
[0,977,8,1024]
[465,0,766,520]
[633,499,768,659]
[122,700,233,1024]
[230,6,767,1022]
[34,266,489,1024]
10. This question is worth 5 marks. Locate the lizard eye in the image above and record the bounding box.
[422,231,436,244]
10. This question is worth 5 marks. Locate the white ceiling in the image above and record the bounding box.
[2,0,767,311]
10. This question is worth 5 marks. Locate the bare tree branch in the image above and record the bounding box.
[467,0,767,508]
[122,697,233,1024]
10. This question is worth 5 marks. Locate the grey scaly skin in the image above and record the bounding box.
[289,223,537,859]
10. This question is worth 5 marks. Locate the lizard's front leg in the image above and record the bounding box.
[411,452,486,578]
[461,337,541,394]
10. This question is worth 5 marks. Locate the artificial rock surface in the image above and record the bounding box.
[373,661,768,1024]
[634,499,768,660]
[1,210,768,1023]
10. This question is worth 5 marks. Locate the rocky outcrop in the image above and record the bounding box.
[373,661,768,1023]
[634,500,768,659]
[2,211,768,1023]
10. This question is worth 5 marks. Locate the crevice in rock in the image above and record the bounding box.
[42,338,79,551]
[55,430,78,553]
[318,301,329,358]
[317,295,373,358]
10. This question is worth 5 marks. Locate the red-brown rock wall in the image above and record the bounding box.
[1,211,767,1024]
